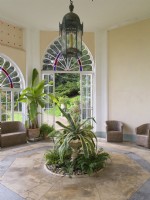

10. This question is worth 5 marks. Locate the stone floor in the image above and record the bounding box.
[0,139,150,200]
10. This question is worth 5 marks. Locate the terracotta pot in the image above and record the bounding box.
[27,128,40,139]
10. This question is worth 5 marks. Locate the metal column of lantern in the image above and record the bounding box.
[59,0,83,58]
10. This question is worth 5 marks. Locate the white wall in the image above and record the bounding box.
[24,29,40,85]
[108,19,150,137]
[95,30,108,133]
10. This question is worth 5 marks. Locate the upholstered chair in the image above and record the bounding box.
[136,123,150,148]
[106,120,123,142]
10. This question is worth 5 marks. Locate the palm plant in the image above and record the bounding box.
[17,68,49,129]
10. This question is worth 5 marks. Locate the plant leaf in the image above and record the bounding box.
[32,68,39,87]
[79,135,89,158]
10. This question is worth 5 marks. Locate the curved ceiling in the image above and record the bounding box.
[0,0,150,31]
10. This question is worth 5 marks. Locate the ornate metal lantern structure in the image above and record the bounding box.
[59,0,83,58]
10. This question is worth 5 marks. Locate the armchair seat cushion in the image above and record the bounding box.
[136,135,149,148]
[107,131,123,142]
[1,132,26,137]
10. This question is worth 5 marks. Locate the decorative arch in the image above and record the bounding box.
[41,37,95,127]
[42,37,94,72]
[0,53,25,89]
[0,53,25,122]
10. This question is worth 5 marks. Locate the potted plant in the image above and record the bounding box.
[45,95,110,176]
[40,123,54,140]
[57,108,96,161]
[17,68,50,140]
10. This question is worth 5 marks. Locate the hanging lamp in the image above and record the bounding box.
[59,0,83,58]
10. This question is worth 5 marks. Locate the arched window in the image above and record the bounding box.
[43,37,93,72]
[42,37,94,127]
[0,53,25,122]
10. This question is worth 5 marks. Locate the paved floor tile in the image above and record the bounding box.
[0,184,24,200]
[0,141,150,200]
[129,178,150,200]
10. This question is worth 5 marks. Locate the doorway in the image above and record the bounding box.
[42,72,93,128]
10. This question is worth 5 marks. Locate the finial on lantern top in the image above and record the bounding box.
[69,0,74,12]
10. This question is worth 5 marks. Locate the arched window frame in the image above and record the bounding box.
[0,53,25,122]
[41,37,95,126]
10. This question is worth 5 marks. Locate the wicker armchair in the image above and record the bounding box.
[136,123,150,148]
[106,120,123,142]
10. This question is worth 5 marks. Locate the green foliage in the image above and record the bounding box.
[74,149,110,175]
[32,68,39,87]
[44,96,80,118]
[1,113,10,121]
[55,81,79,98]
[69,98,80,122]
[45,149,60,166]
[45,148,72,170]
[45,106,61,117]
[55,73,79,87]
[40,123,54,137]
[17,68,50,128]
[1,91,12,120]
[55,73,80,98]
[58,96,70,106]
[45,148,110,176]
